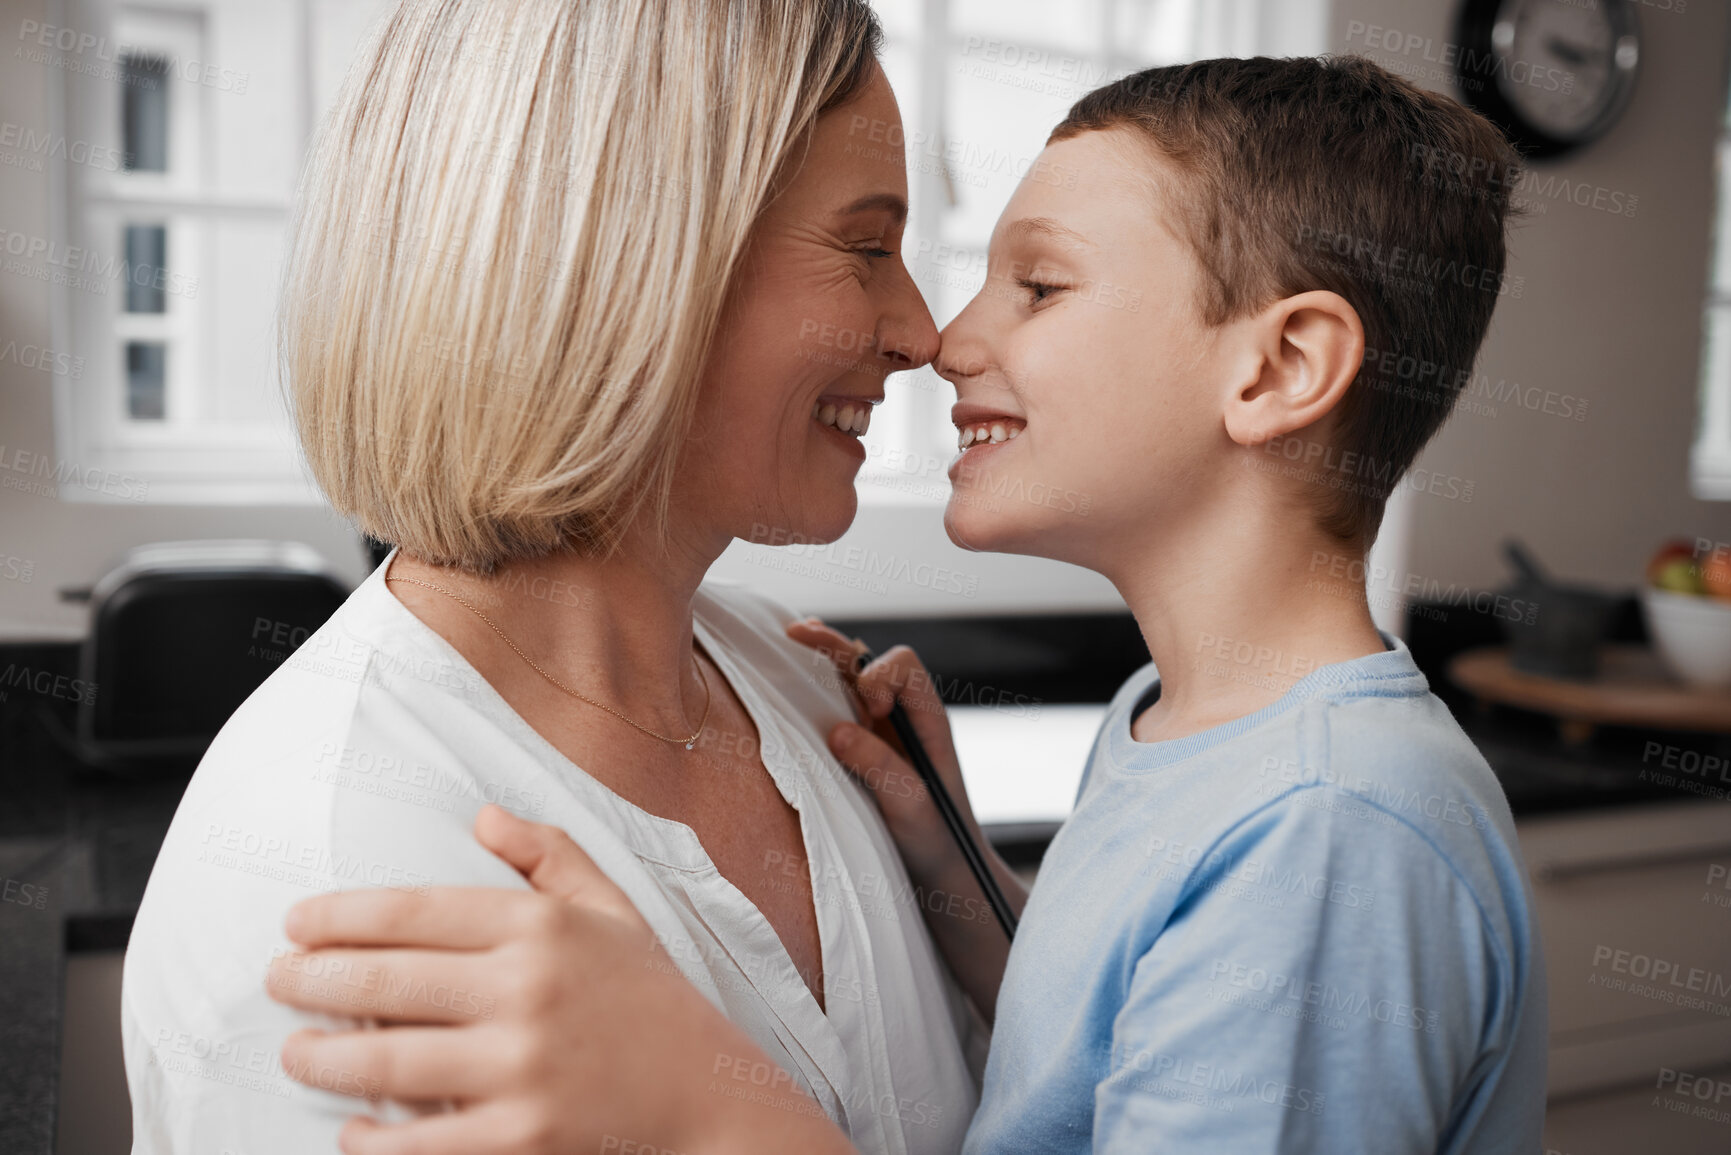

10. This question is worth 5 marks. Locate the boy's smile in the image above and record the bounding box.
[950,400,1026,452]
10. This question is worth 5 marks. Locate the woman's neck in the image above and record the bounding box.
[388,519,726,733]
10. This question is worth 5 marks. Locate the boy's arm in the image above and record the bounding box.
[787,620,1027,1021]
[1095,792,1505,1154]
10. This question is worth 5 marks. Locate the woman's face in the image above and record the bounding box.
[681,62,938,550]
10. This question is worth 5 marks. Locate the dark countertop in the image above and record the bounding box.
[4,601,1728,1153]
[0,641,188,1155]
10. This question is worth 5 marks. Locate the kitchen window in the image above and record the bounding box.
[49,0,374,503]
[1693,35,1731,499]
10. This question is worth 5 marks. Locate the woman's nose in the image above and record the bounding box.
[875,270,941,371]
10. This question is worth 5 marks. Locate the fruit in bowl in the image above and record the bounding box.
[1705,547,1731,600]
[1647,541,1703,594]
[1641,539,1731,688]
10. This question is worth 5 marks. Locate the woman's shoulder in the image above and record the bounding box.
[276,558,488,703]
[693,578,805,635]
[133,630,533,948]
[119,597,547,1149]
[130,566,545,949]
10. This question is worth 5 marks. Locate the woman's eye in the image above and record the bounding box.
[855,245,896,259]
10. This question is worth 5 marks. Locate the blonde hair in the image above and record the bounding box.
[280,0,882,570]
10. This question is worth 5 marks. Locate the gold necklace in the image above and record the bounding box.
[387,574,713,749]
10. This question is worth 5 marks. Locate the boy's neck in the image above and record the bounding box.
[1104,512,1388,746]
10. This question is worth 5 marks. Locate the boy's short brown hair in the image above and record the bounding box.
[1051,55,1520,546]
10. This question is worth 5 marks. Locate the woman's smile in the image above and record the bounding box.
[811,392,880,460]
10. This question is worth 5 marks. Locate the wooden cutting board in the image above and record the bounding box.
[1448,645,1731,742]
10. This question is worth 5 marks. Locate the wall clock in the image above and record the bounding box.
[1454,0,1641,159]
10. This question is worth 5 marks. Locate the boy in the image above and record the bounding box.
[270,55,1545,1153]
[799,52,1545,1153]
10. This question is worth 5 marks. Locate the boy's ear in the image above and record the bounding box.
[1222,290,1364,447]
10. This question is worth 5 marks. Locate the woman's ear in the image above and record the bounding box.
[1221,290,1365,447]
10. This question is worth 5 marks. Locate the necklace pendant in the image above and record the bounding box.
[685,739,695,750]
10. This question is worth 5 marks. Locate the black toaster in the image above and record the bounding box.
[76,540,350,770]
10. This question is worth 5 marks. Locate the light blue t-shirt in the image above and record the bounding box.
[963,635,1547,1154]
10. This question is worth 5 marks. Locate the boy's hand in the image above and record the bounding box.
[787,619,1024,1020]
[266,805,852,1155]
[785,619,978,875]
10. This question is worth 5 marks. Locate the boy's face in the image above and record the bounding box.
[935,128,1235,571]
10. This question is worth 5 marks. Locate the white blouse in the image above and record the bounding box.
[121,552,985,1154]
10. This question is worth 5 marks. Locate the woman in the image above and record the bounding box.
[119,2,982,1152]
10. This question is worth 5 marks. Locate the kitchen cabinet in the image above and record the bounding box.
[1520,798,1731,1153]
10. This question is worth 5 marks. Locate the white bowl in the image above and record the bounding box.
[1641,588,1731,689]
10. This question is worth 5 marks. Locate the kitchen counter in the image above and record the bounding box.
[0,640,187,1154]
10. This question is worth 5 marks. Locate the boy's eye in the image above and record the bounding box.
[1018,278,1065,305]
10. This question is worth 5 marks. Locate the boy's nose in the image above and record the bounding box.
[933,311,988,386]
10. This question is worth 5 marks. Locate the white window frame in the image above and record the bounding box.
[106,10,202,433]
[49,0,319,503]
[1694,108,1731,498]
